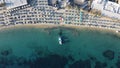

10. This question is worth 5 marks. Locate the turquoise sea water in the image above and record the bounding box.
[0,27,120,68]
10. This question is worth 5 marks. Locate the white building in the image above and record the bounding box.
[0,0,4,4]
[74,0,87,4]
[91,0,120,20]
[4,0,27,9]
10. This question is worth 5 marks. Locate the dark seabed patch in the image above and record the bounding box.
[69,59,91,68]
[94,61,107,68]
[103,50,115,60]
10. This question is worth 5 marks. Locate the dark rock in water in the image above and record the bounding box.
[95,61,107,68]
[0,57,15,66]
[103,62,107,67]
[0,48,12,56]
[16,57,28,66]
[68,55,74,62]
[0,57,7,65]
[110,66,114,68]
[0,65,6,68]
[16,57,27,66]
[62,36,70,44]
[69,59,91,68]
[116,60,120,68]
[103,50,114,60]
[1,50,9,56]
[29,54,68,68]
[89,56,97,61]
[6,57,15,65]
[35,49,43,55]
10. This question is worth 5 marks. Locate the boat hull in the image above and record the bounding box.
[58,37,62,45]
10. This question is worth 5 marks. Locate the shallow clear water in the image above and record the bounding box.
[0,27,120,68]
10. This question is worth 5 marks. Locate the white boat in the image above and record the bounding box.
[116,30,120,33]
[116,30,118,33]
[58,36,62,45]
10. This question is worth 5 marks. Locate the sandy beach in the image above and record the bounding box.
[0,23,120,37]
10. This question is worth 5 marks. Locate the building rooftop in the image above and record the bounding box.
[91,0,120,20]
[4,0,27,9]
